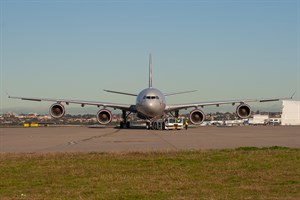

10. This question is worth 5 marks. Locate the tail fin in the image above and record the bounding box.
[149,53,152,88]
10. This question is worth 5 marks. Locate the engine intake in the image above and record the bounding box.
[97,109,112,125]
[236,104,251,119]
[189,109,205,125]
[49,103,65,118]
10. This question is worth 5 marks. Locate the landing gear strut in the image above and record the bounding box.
[120,110,131,129]
[175,110,179,118]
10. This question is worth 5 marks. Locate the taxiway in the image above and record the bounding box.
[0,126,299,152]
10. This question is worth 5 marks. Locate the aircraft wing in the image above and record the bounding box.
[8,96,136,112]
[165,95,294,112]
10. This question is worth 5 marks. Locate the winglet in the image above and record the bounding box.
[5,91,10,98]
[149,53,152,88]
[290,91,296,99]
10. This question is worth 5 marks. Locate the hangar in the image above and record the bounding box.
[281,100,300,125]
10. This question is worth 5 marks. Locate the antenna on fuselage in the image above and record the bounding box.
[149,53,152,88]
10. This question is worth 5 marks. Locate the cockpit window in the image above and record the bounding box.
[145,95,159,100]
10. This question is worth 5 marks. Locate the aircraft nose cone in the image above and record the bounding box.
[144,102,161,116]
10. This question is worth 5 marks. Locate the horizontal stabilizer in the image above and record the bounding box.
[164,90,197,96]
[103,89,137,96]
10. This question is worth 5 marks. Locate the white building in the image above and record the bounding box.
[281,100,300,125]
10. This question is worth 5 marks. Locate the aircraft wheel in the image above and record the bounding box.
[162,122,166,130]
[126,121,130,128]
[153,122,158,130]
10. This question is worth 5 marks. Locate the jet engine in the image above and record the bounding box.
[189,109,205,125]
[236,104,251,119]
[49,103,65,118]
[96,109,112,125]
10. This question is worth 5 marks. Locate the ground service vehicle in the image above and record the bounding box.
[151,117,184,130]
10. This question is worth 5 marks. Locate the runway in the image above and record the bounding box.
[0,126,299,152]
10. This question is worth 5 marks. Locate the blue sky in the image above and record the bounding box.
[1,0,299,114]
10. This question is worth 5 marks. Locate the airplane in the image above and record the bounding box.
[8,54,294,129]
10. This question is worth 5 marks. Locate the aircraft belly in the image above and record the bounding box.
[136,104,163,120]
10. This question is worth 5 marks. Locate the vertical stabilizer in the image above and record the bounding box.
[149,53,152,88]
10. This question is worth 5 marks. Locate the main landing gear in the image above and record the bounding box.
[120,110,131,129]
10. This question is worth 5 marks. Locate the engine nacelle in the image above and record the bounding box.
[96,109,112,125]
[189,109,205,125]
[236,104,251,119]
[49,103,65,118]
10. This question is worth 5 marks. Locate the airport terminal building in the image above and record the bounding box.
[281,100,300,125]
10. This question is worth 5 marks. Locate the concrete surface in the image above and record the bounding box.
[0,126,299,152]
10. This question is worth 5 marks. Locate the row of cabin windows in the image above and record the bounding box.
[143,96,159,100]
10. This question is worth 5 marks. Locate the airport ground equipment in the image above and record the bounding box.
[247,114,269,125]
[23,123,39,127]
[150,117,184,130]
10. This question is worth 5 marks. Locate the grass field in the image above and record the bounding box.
[1,147,299,200]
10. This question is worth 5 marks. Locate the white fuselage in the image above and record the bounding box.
[136,88,166,120]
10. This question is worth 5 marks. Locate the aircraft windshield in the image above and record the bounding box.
[145,96,159,100]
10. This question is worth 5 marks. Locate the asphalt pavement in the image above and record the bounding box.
[0,125,299,152]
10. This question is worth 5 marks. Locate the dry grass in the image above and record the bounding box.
[0,147,299,200]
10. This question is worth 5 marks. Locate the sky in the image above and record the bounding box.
[0,0,299,114]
